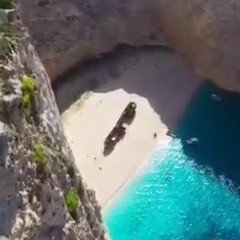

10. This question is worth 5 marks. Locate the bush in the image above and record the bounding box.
[0,36,13,59]
[0,24,21,37]
[65,188,80,219]
[22,75,37,93]
[0,0,13,9]
[21,75,37,118]
[22,93,31,117]
[0,24,22,60]
[33,141,47,175]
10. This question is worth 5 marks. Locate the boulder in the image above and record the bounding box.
[0,10,8,24]
[0,9,15,24]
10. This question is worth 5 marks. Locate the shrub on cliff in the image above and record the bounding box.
[65,188,80,220]
[0,24,22,38]
[0,23,22,60]
[33,141,47,175]
[0,0,13,9]
[0,36,13,59]
[21,74,37,118]
[22,74,37,93]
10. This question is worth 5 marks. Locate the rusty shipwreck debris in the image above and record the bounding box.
[103,101,137,156]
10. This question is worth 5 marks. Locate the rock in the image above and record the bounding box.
[18,0,240,92]
[18,0,168,81]
[41,185,66,227]
[0,10,9,24]
[0,30,106,238]
[5,9,15,23]
[0,237,9,240]
[156,0,240,92]
[37,0,49,7]
[1,93,22,128]
[0,121,8,167]
[0,168,21,237]
[0,9,15,24]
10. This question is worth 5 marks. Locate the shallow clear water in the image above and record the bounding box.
[104,81,240,240]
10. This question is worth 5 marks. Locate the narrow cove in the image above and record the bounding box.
[104,81,240,240]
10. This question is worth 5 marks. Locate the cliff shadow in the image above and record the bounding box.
[54,44,240,189]
[0,169,20,237]
[174,80,240,189]
[53,45,202,130]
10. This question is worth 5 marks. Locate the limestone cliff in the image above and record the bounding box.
[0,7,106,240]
[18,0,240,92]
[17,0,168,81]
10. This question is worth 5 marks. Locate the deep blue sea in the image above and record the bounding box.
[104,81,240,240]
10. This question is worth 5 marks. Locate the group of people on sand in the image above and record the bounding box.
[104,101,137,155]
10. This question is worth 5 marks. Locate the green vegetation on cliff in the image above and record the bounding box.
[0,2,106,238]
[0,23,22,60]
[0,36,13,59]
[0,0,13,9]
[21,74,38,118]
[33,140,48,175]
[65,187,80,219]
[0,24,21,37]
[22,74,37,93]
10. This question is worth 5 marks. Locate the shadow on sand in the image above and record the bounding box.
[53,45,201,130]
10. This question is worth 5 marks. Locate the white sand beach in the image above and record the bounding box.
[59,47,202,209]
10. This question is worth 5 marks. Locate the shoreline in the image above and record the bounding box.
[62,90,169,207]
[59,47,202,209]
[102,134,172,213]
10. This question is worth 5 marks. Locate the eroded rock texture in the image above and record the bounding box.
[17,0,168,81]
[157,0,240,92]
[18,0,240,92]
[0,36,106,239]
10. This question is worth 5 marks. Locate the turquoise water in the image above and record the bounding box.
[104,81,240,240]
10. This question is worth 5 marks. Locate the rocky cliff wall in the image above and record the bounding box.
[17,0,169,81]
[0,13,106,239]
[18,0,240,92]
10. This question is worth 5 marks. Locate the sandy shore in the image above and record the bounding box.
[59,47,202,209]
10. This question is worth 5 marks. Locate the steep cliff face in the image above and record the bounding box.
[18,0,240,92]
[17,0,168,81]
[0,13,106,239]
[156,0,240,93]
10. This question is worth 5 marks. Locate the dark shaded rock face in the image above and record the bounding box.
[18,0,240,92]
